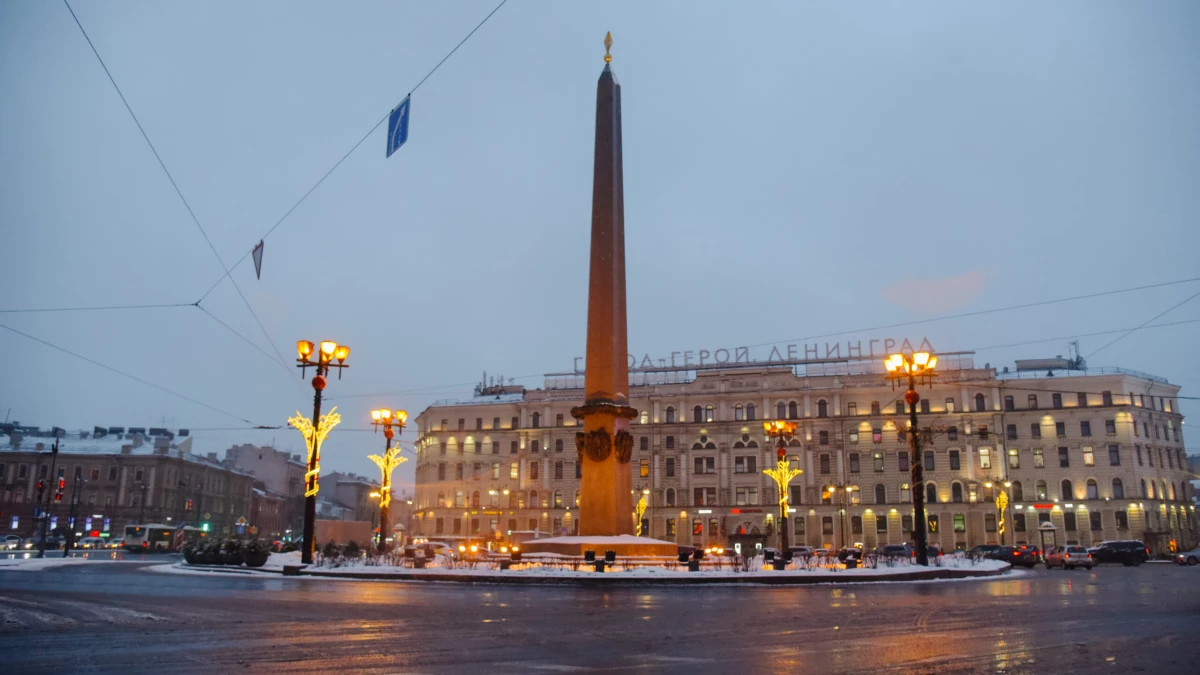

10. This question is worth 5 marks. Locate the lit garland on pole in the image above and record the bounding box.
[633,494,647,536]
[762,420,802,553]
[995,489,1008,540]
[289,406,341,498]
[368,443,407,512]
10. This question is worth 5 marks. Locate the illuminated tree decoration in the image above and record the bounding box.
[763,458,803,524]
[633,495,648,536]
[368,443,407,510]
[289,405,342,497]
[995,489,1008,538]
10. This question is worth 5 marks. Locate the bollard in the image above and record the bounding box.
[593,560,606,573]
[499,560,513,570]
[584,550,596,562]
[678,551,690,564]
[773,558,788,571]
[687,559,700,572]
[764,549,776,563]
[604,550,616,564]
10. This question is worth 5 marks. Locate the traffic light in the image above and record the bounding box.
[55,478,65,502]
[201,522,210,532]
[36,480,45,498]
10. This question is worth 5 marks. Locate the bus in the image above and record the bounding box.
[123,524,205,552]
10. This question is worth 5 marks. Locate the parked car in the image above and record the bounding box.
[993,546,1038,568]
[836,547,863,563]
[925,544,943,558]
[969,544,1003,559]
[1013,544,1042,562]
[875,544,914,558]
[1174,547,1200,566]
[1091,540,1149,566]
[1045,545,1094,570]
[788,546,815,559]
[2,534,21,550]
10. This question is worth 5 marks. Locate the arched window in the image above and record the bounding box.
[1112,478,1124,499]
[1169,482,1177,501]
[1086,479,1098,500]
[875,484,887,504]
[705,405,714,422]
[849,486,861,505]
[665,407,675,424]
[776,402,786,419]
[734,404,744,421]
[974,393,986,412]
[788,401,799,419]
[455,490,464,507]
[1036,480,1048,499]
[574,490,580,506]
[437,491,445,507]
[1061,479,1073,500]
[1011,481,1023,502]
[471,491,481,509]
[926,483,938,504]
[900,482,911,503]
[693,406,703,423]
[532,412,540,428]
[951,482,964,503]
[1141,479,1148,498]
[817,399,828,418]
[1181,481,1189,503]
[530,489,539,507]
[822,486,834,505]
[666,488,676,507]
[746,403,756,421]
[554,490,563,507]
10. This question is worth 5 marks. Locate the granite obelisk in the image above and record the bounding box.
[571,32,638,537]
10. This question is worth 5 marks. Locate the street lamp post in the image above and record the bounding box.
[369,408,408,554]
[138,483,148,525]
[823,484,859,550]
[292,339,350,565]
[763,420,802,554]
[884,351,939,566]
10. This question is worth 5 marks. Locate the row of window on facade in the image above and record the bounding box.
[432,391,1178,435]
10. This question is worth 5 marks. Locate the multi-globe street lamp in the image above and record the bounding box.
[884,351,939,566]
[291,339,349,565]
[369,408,408,553]
[762,420,802,554]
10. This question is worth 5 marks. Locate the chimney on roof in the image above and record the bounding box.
[35,442,45,451]
[10,431,22,447]
[131,435,144,448]
[121,444,133,455]
[207,452,218,461]
[154,437,170,451]
[154,445,169,456]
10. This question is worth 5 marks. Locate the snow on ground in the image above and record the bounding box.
[0,556,130,570]
[520,534,675,546]
[159,553,1009,582]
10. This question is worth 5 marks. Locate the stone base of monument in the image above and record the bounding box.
[520,535,680,557]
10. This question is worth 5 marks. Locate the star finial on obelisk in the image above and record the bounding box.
[604,31,612,63]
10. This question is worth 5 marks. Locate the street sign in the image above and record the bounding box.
[386,96,411,157]
[176,521,187,530]
[203,512,211,520]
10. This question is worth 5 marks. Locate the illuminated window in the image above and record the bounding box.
[734,404,744,421]
[705,405,714,423]
[822,517,834,535]
[953,514,966,532]
[639,458,649,478]
[1086,479,1098,500]
[873,451,884,472]
[665,488,675,507]
[1082,447,1094,466]
[1008,447,1020,469]
[978,448,991,469]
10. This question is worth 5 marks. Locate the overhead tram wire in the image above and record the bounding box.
[0,302,196,314]
[195,0,511,305]
[1086,290,1200,359]
[63,0,295,379]
[0,321,256,424]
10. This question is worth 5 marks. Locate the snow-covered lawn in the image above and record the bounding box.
[163,552,1010,583]
[0,556,130,570]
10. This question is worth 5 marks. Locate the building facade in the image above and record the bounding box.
[412,356,1195,554]
[223,443,306,533]
[0,430,257,540]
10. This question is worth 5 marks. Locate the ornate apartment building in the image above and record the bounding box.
[412,355,1195,554]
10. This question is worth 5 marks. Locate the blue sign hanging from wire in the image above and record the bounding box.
[387,96,411,158]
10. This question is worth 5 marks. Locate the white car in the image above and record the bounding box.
[1175,547,1200,566]
[78,536,106,550]
[2,534,21,550]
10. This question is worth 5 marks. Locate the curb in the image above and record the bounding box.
[180,562,1011,586]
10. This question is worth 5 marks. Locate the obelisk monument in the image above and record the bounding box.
[571,32,638,537]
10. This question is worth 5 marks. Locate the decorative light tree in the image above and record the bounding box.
[368,408,408,553]
[763,420,802,554]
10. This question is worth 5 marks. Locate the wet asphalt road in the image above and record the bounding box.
[1,561,1198,674]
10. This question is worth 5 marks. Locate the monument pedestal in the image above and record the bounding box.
[520,534,679,557]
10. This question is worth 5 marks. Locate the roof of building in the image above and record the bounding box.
[0,433,257,478]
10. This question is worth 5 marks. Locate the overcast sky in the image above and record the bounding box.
[2,1,1198,491]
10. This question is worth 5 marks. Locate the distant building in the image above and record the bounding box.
[412,354,1195,554]
[0,429,256,540]
[223,443,305,532]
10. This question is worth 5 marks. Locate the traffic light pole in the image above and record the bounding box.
[906,378,930,567]
[37,439,60,559]
[63,473,83,557]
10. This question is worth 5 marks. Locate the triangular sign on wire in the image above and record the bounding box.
[252,240,265,280]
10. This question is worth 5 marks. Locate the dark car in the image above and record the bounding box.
[993,545,1038,568]
[875,543,914,558]
[1013,544,1042,562]
[925,544,943,558]
[969,544,1004,559]
[1091,540,1149,566]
